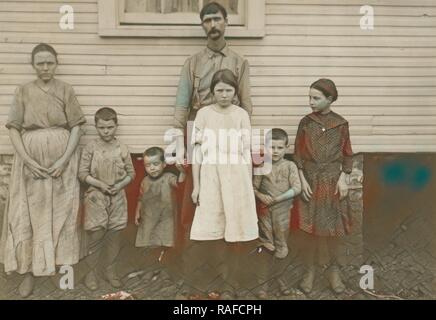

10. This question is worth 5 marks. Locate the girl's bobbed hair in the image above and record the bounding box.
[210,69,238,94]
[310,78,338,102]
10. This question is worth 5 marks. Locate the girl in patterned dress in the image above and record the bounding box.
[293,79,353,294]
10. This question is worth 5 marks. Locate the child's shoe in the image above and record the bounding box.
[84,270,99,291]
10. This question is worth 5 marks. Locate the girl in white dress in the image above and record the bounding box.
[190,69,258,299]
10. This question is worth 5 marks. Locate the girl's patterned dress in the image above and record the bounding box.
[293,111,353,237]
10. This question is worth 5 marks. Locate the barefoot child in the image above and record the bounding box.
[253,128,301,298]
[293,79,353,294]
[134,147,186,280]
[79,107,135,291]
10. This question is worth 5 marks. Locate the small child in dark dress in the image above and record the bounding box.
[134,147,185,280]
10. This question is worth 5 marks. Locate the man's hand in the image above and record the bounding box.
[134,209,141,226]
[191,187,200,205]
[175,162,187,174]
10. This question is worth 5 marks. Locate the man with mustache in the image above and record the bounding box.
[174,2,252,144]
[174,1,253,233]
[172,2,253,299]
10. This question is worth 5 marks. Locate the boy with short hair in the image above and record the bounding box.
[79,107,135,290]
[253,128,302,297]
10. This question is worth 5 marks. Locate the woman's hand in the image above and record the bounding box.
[25,160,49,179]
[48,158,68,178]
[191,187,200,205]
[335,174,349,200]
[300,176,313,202]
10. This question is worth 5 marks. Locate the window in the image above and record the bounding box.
[98,0,265,37]
[121,0,245,26]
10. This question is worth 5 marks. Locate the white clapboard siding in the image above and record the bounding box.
[0,0,435,154]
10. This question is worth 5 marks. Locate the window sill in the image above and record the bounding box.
[98,25,265,38]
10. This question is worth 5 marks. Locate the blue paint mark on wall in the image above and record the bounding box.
[382,160,431,191]
[412,166,431,190]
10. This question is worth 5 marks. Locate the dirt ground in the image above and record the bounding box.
[1,214,435,301]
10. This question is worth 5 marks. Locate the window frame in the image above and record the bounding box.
[120,0,246,26]
[98,0,265,38]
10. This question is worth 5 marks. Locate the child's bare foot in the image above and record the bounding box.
[220,290,235,300]
[277,278,291,296]
[274,247,288,259]
[256,289,268,300]
[104,266,122,288]
[299,266,315,294]
[254,282,269,299]
[151,269,161,281]
[19,273,34,298]
[327,265,345,294]
[84,270,99,291]
[432,277,436,297]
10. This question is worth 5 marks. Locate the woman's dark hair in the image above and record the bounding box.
[210,69,238,94]
[31,43,58,65]
[200,2,228,20]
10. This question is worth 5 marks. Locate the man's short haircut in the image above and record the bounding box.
[267,128,289,145]
[200,1,228,20]
[95,107,118,125]
[143,147,165,162]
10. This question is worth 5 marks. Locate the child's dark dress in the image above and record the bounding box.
[293,111,353,237]
[136,172,178,248]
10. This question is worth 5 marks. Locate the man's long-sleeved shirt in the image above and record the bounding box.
[174,44,253,130]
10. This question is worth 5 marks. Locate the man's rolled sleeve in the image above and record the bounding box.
[238,59,253,117]
[174,59,194,129]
